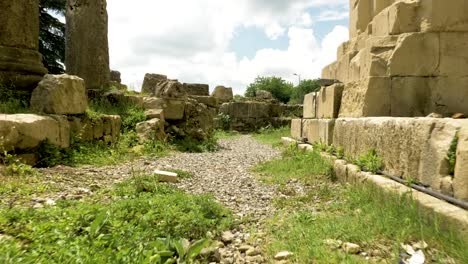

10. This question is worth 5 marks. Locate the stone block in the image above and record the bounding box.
[317,84,344,119]
[141,73,167,95]
[389,33,440,77]
[350,0,373,38]
[334,160,348,183]
[154,170,178,183]
[303,92,317,118]
[339,77,391,117]
[145,109,165,122]
[184,83,209,96]
[30,74,88,115]
[439,32,468,77]
[418,0,468,32]
[136,118,166,142]
[391,77,430,117]
[428,77,468,116]
[372,1,419,36]
[0,114,70,151]
[190,95,218,108]
[125,95,144,108]
[321,62,337,80]
[454,125,468,201]
[212,86,233,103]
[143,97,185,120]
[304,119,335,145]
[290,119,305,140]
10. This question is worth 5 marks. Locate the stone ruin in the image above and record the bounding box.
[0,0,47,91]
[292,0,468,202]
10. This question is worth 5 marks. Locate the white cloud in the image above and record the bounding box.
[107,0,349,93]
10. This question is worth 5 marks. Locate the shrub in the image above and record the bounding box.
[447,132,459,175]
[355,149,384,174]
[245,76,293,103]
[0,84,31,114]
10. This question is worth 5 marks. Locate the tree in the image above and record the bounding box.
[245,76,293,103]
[39,0,66,74]
[290,79,321,104]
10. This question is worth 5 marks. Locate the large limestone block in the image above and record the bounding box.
[136,118,166,142]
[155,80,187,99]
[30,74,88,114]
[291,119,305,140]
[66,0,110,90]
[317,84,344,119]
[219,102,269,119]
[439,32,468,77]
[0,114,70,151]
[304,119,335,145]
[454,126,468,201]
[212,86,233,103]
[190,95,218,108]
[339,77,391,117]
[350,0,373,38]
[303,92,317,118]
[321,62,337,80]
[372,1,419,36]
[0,0,47,90]
[391,77,430,117]
[428,77,468,116]
[145,109,165,122]
[141,73,167,95]
[419,120,464,190]
[184,83,209,96]
[418,0,468,32]
[143,97,185,120]
[388,33,440,76]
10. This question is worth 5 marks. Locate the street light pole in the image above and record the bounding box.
[293,73,301,85]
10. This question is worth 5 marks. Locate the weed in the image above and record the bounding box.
[447,132,459,175]
[0,174,232,263]
[217,113,231,131]
[355,149,384,174]
[214,130,240,139]
[171,135,219,153]
[168,169,194,179]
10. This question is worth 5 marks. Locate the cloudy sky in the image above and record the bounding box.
[107,0,349,94]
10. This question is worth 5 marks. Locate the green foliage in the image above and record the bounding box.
[0,152,38,177]
[0,175,232,263]
[447,132,459,175]
[87,98,146,133]
[39,0,66,74]
[0,85,31,114]
[355,149,384,174]
[36,140,72,168]
[217,112,231,131]
[290,79,320,104]
[254,146,333,185]
[168,169,194,179]
[171,135,219,153]
[245,76,293,103]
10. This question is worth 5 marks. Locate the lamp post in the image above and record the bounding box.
[293,73,301,85]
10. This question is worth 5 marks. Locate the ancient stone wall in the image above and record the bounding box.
[66,0,110,90]
[0,0,47,90]
[324,0,468,117]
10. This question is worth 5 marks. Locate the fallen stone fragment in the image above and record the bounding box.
[238,245,253,253]
[324,239,343,250]
[246,247,261,256]
[222,231,235,244]
[274,251,293,260]
[342,242,361,254]
[154,170,179,183]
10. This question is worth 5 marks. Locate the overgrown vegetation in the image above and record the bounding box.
[255,146,468,263]
[170,135,219,153]
[0,174,232,263]
[0,85,31,114]
[354,149,384,174]
[245,76,294,103]
[447,132,459,175]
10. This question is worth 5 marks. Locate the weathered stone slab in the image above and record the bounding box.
[303,92,317,119]
[66,0,110,90]
[0,114,70,151]
[339,77,391,117]
[454,125,468,201]
[390,77,430,117]
[141,73,167,95]
[145,109,165,122]
[68,115,121,144]
[333,118,468,192]
[317,84,344,119]
[219,102,270,119]
[190,95,218,108]
[30,74,88,114]
[212,86,233,103]
[303,119,335,145]
[290,119,305,140]
[154,170,179,183]
[184,83,209,96]
[143,97,185,120]
[136,118,166,142]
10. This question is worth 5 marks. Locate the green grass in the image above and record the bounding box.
[214,130,241,140]
[254,147,333,185]
[0,174,232,263]
[252,126,290,147]
[255,147,468,263]
[170,135,219,153]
